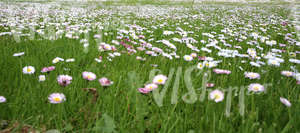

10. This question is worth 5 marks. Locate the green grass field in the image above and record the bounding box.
[0,1,299,132]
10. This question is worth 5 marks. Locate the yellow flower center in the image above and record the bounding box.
[158,79,163,83]
[87,75,92,79]
[249,73,255,78]
[53,97,61,102]
[253,86,259,91]
[27,68,32,72]
[205,63,209,67]
[214,94,220,100]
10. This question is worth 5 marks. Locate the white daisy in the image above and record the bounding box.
[248,83,264,92]
[0,96,6,103]
[209,89,224,103]
[48,93,66,104]
[52,57,64,64]
[280,97,291,107]
[39,75,46,82]
[23,66,35,74]
[13,52,25,57]
[183,55,193,61]
[153,74,167,85]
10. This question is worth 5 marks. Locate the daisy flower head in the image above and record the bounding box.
[197,62,204,69]
[41,66,55,73]
[204,61,218,68]
[99,77,113,87]
[13,52,25,57]
[213,69,231,74]
[52,57,64,64]
[144,83,158,92]
[248,83,264,92]
[138,88,150,94]
[39,75,46,82]
[66,58,75,62]
[268,58,280,66]
[281,71,294,77]
[209,89,224,103]
[82,71,97,81]
[190,53,197,58]
[23,66,35,74]
[57,75,72,87]
[48,93,66,104]
[153,74,167,85]
[206,83,215,88]
[295,73,300,81]
[0,96,6,103]
[183,55,193,61]
[244,72,260,79]
[280,97,291,107]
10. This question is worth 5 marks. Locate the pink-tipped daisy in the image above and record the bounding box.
[57,75,72,87]
[48,93,66,104]
[209,89,224,103]
[244,72,260,79]
[82,71,97,81]
[248,83,264,92]
[280,97,291,107]
[144,83,158,92]
[99,77,113,86]
[281,71,294,77]
[153,74,167,85]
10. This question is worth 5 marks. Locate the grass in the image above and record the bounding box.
[0,1,299,132]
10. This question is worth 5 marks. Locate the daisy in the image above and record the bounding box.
[0,96,6,103]
[204,61,218,68]
[152,74,167,85]
[23,66,35,74]
[99,77,113,86]
[213,69,231,74]
[66,58,75,62]
[244,72,260,79]
[52,57,64,64]
[95,56,102,63]
[248,83,264,92]
[39,75,46,82]
[41,66,55,73]
[294,73,300,81]
[266,40,277,46]
[198,56,206,61]
[101,43,112,51]
[57,75,72,86]
[206,83,215,88]
[281,71,294,77]
[197,62,204,69]
[183,55,193,61]
[82,71,97,81]
[268,59,280,66]
[144,83,158,92]
[13,52,24,57]
[289,59,300,64]
[190,53,197,58]
[48,93,66,104]
[280,97,291,107]
[209,89,224,103]
[138,88,150,94]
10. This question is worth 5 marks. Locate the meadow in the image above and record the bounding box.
[0,1,299,132]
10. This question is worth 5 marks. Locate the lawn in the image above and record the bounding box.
[0,1,299,132]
